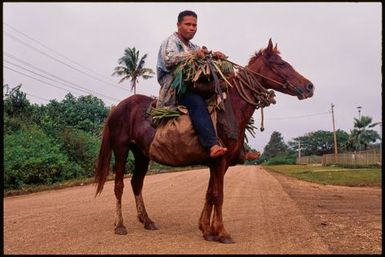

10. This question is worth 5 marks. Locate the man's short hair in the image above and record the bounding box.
[178,10,197,23]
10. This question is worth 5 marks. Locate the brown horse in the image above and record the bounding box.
[94,39,314,244]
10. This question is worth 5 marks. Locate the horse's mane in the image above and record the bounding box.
[248,47,281,66]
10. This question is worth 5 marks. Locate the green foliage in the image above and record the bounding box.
[125,152,135,173]
[265,153,296,165]
[3,85,110,191]
[263,165,381,187]
[346,115,381,151]
[170,53,234,96]
[150,107,181,122]
[288,129,349,156]
[171,66,187,95]
[263,131,288,159]
[58,128,101,177]
[3,113,27,134]
[245,117,257,143]
[4,125,82,190]
[3,84,32,118]
[44,93,108,136]
[112,46,155,94]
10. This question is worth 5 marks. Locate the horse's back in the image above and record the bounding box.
[108,94,155,153]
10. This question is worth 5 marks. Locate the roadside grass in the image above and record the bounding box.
[5,164,381,197]
[4,165,206,197]
[262,164,382,187]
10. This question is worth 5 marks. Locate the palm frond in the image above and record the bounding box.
[118,75,130,84]
[113,47,155,93]
[170,55,235,96]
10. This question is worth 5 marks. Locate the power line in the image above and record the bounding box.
[265,112,330,120]
[3,85,50,102]
[4,31,130,92]
[4,22,119,85]
[4,56,120,102]
[4,65,116,105]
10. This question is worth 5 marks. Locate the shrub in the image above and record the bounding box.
[4,126,82,190]
[58,127,101,177]
[266,154,297,165]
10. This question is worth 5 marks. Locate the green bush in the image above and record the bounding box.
[58,127,101,177]
[3,114,28,135]
[266,154,297,165]
[4,126,82,190]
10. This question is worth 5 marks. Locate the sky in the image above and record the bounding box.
[3,2,382,152]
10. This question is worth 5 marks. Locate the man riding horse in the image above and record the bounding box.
[156,10,259,160]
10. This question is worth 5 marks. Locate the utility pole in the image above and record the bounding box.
[298,140,301,158]
[331,104,338,163]
[356,106,363,151]
[3,84,10,97]
[357,106,362,119]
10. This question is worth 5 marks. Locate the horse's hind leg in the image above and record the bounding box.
[130,145,158,230]
[113,146,129,235]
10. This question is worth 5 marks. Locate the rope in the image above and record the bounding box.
[229,66,276,132]
[227,60,288,88]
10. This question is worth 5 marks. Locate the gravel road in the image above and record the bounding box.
[4,165,381,254]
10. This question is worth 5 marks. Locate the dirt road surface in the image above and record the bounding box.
[4,166,382,254]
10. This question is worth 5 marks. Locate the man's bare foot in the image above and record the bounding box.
[210,145,228,158]
[245,151,261,161]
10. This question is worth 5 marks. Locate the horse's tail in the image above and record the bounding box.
[94,107,115,196]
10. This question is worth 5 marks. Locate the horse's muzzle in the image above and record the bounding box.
[296,82,314,99]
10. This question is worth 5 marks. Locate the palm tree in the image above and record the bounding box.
[112,47,154,95]
[347,115,380,151]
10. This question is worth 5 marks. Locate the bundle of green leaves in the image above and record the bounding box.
[171,54,234,96]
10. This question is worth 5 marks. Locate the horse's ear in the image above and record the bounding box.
[265,38,273,56]
[274,43,278,51]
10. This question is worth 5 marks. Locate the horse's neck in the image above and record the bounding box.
[228,84,256,131]
[226,60,269,130]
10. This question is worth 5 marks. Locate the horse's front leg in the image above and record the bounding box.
[199,162,234,244]
[210,163,234,244]
[199,175,216,241]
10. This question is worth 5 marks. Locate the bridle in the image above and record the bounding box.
[224,58,302,131]
[227,59,301,96]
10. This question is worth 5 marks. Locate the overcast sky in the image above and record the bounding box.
[3,2,382,151]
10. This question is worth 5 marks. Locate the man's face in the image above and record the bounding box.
[177,15,197,41]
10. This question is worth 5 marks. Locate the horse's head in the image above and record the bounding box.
[248,39,314,100]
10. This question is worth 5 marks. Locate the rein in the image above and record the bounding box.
[227,60,298,91]
[224,58,304,131]
[225,61,276,131]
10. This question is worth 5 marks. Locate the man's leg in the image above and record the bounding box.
[178,91,227,157]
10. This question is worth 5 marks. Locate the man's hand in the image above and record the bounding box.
[213,51,226,59]
[195,47,226,59]
[195,48,210,59]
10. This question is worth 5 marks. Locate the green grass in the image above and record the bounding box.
[262,164,382,187]
[3,165,207,197]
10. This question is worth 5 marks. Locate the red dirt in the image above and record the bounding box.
[3,166,381,254]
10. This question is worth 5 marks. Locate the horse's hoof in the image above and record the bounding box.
[114,225,128,235]
[219,235,235,244]
[144,222,158,230]
[203,234,219,242]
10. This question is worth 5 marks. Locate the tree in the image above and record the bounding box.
[288,130,349,156]
[44,93,109,136]
[112,47,155,94]
[3,84,31,118]
[263,131,288,159]
[346,115,380,151]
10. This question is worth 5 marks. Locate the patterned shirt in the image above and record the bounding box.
[156,32,200,108]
